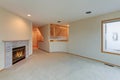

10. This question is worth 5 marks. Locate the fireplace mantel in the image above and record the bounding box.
[2,39,29,42]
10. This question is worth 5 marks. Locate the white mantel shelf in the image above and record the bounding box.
[2,40,29,42]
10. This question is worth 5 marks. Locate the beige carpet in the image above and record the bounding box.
[0,50,120,80]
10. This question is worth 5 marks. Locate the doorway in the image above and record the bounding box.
[32,24,43,49]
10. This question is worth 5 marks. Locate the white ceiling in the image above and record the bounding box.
[0,0,120,25]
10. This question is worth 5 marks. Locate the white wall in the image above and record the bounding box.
[68,11,120,66]
[39,25,50,52]
[0,8,32,69]
[50,42,68,52]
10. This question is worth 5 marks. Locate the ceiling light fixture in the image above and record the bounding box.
[86,11,92,14]
[27,14,31,17]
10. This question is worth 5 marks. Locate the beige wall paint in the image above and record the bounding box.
[0,8,32,40]
[0,8,32,69]
[68,11,120,66]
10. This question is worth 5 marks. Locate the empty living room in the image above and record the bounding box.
[0,0,120,80]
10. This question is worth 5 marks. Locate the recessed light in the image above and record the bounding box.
[57,21,62,23]
[86,11,92,14]
[27,14,31,17]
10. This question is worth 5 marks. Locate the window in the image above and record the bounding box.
[50,24,69,41]
[102,18,120,55]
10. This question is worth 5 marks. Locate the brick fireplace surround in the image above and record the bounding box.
[3,40,30,68]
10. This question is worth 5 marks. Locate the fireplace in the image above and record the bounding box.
[12,46,26,64]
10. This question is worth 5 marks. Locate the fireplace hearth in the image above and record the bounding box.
[12,46,26,64]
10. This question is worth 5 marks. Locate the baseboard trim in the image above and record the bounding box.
[50,51,67,53]
[67,52,120,67]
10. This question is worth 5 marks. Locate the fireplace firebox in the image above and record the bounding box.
[12,46,25,64]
